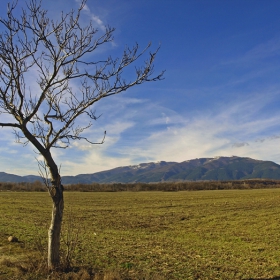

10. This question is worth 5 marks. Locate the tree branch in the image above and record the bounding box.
[0,0,163,151]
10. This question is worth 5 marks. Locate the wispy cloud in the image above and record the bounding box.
[75,0,106,31]
[232,142,249,148]
[222,37,280,68]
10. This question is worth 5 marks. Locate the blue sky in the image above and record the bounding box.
[1,0,280,176]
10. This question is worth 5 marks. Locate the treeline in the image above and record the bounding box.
[0,181,46,191]
[1,179,280,192]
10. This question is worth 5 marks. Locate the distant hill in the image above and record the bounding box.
[0,172,41,183]
[2,156,280,184]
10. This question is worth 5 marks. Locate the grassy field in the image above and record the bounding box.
[1,189,280,279]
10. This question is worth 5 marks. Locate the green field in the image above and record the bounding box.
[1,189,280,279]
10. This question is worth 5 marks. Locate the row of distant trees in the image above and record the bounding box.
[1,179,280,192]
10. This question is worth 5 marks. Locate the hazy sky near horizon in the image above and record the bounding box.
[1,0,280,176]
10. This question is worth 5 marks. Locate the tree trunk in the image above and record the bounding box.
[19,126,65,271]
[43,152,64,271]
[48,180,64,271]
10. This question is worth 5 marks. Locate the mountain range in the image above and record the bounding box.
[2,156,280,184]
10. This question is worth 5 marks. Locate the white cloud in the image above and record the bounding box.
[70,121,135,152]
[118,112,280,165]
[75,0,106,31]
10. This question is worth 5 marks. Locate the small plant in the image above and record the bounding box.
[120,262,134,270]
[61,209,84,271]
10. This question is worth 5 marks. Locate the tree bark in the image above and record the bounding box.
[43,152,64,271]
[48,177,64,271]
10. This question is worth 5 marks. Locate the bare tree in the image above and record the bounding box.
[0,0,163,271]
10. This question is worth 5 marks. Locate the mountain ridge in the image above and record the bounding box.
[1,156,280,184]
